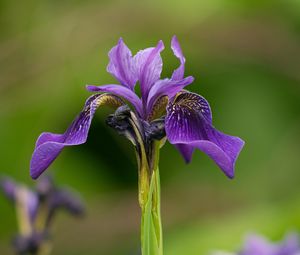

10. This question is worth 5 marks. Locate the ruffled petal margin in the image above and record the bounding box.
[171,35,186,80]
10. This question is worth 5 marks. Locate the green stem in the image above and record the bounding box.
[140,141,163,255]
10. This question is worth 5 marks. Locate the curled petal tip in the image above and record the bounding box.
[30,168,40,180]
[157,40,165,50]
[186,76,194,83]
[227,172,235,179]
[171,35,178,44]
[184,157,192,164]
[86,84,95,91]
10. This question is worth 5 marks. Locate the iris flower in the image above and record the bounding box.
[30,36,244,179]
[29,36,244,255]
[1,176,84,255]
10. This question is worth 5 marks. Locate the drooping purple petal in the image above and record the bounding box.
[171,35,185,80]
[133,40,164,100]
[107,38,137,89]
[86,84,143,117]
[174,144,195,163]
[165,92,244,178]
[146,76,194,117]
[30,93,123,179]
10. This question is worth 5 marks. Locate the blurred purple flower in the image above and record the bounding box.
[1,175,84,255]
[34,175,85,226]
[239,233,300,255]
[13,232,46,255]
[1,177,17,201]
[30,36,244,179]
[1,177,38,223]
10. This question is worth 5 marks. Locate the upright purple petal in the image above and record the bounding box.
[107,38,137,89]
[165,92,244,178]
[30,94,123,179]
[133,40,164,100]
[171,35,186,80]
[146,76,194,117]
[86,84,143,117]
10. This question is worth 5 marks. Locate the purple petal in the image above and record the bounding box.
[146,76,194,117]
[277,233,300,255]
[30,94,123,179]
[174,144,194,163]
[241,235,276,255]
[86,84,143,117]
[165,92,244,178]
[171,35,186,80]
[133,40,164,100]
[0,177,17,201]
[1,178,38,222]
[49,189,84,216]
[107,38,137,89]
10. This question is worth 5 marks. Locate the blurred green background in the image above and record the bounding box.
[0,0,300,254]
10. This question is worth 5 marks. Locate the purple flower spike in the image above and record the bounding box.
[165,92,244,178]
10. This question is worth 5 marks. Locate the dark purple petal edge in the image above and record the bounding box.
[30,94,120,179]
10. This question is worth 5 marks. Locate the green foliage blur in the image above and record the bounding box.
[0,0,300,254]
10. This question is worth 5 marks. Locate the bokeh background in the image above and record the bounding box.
[1,0,300,254]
